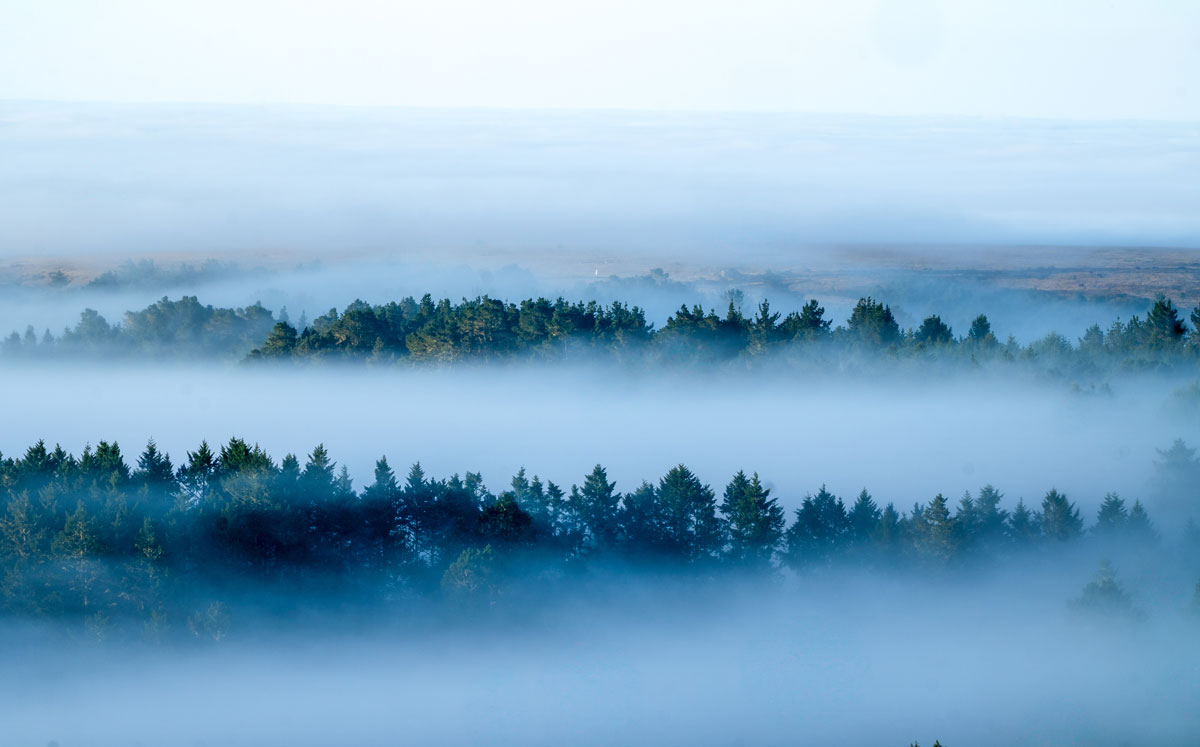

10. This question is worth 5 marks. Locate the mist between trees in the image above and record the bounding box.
[2,435,1199,640]
[3,292,1200,378]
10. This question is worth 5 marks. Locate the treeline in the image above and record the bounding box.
[1,437,1198,635]
[3,296,275,359]
[4,293,1200,371]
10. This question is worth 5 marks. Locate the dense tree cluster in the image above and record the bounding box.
[4,293,1200,371]
[3,296,275,359]
[0,437,1196,636]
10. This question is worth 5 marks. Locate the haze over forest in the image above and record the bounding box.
[3,7,1200,741]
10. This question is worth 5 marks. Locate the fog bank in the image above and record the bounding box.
[4,101,1199,262]
[1,363,1194,518]
[3,570,1197,746]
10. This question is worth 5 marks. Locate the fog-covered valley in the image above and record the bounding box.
[2,99,1199,747]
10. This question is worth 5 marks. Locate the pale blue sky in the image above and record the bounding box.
[2,0,1198,120]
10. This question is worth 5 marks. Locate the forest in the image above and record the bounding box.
[2,434,1198,638]
[3,292,1200,373]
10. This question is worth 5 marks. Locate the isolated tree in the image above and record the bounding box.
[1070,559,1140,621]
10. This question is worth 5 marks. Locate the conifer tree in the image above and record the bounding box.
[847,297,901,346]
[572,464,621,550]
[967,314,996,347]
[302,444,336,501]
[847,489,881,546]
[134,439,177,498]
[917,494,957,564]
[1095,492,1128,537]
[178,440,216,503]
[785,486,849,566]
[720,471,785,567]
[1145,295,1186,349]
[1009,499,1040,545]
[1126,500,1157,544]
[1039,489,1082,542]
[1070,559,1139,621]
[656,465,721,562]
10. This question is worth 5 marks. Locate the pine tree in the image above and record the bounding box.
[915,494,957,564]
[134,439,177,501]
[1126,500,1157,544]
[1152,439,1200,521]
[847,297,901,346]
[875,502,902,556]
[720,471,785,568]
[477,494,534,547]
[847,489,882,546]
[955,491,977,549]
[1009,499,1040,545]
[1070,559,1139,621]
[360,456,404,568]
[572,464,621,550]
[656,465,720,562]
[1039,489,1082,542]
[785,486,849,566]
[52,501,101,612]
[914,315,954,346]
[972,485,1009,548]
[441,545,498,604]
[302,444,336,502]
[249,321,298,359]
[618,481,667,557]
[1095,492,1128,538]
[178,440,216,503]
[967,314,996,347]
[750,299,781,349]
[792,299,832,341]
[0,491,48,560]
[1145,295,1186,350]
